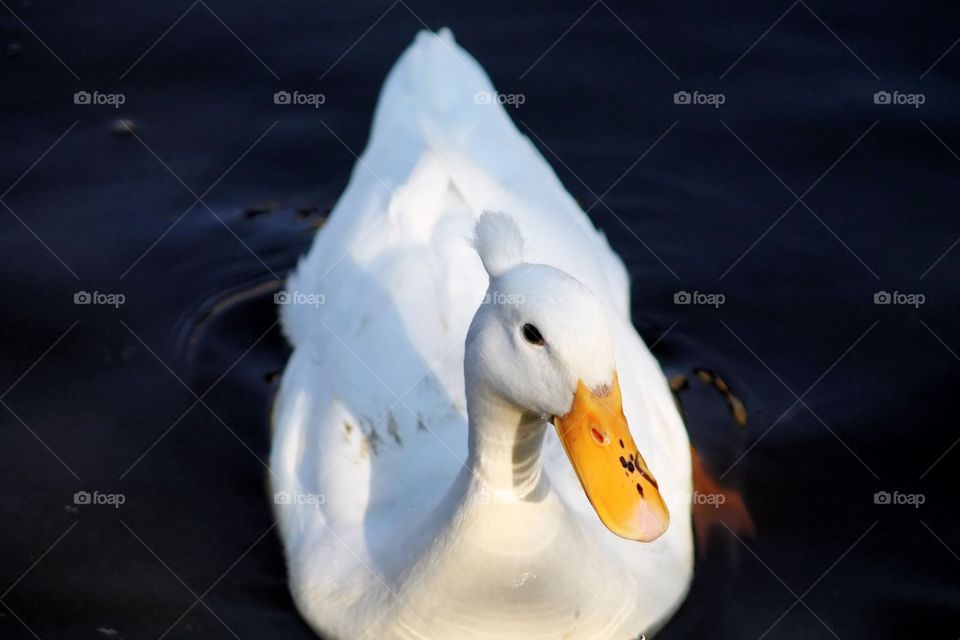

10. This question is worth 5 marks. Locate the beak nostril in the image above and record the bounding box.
[590,426,609,445]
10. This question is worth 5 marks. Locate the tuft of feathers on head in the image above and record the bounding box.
[472,211,525,279]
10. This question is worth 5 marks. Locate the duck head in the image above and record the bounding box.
[465,212,669,542]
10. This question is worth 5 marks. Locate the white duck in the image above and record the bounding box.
[270,28,693,640]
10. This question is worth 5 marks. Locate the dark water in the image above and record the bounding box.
[1,1,958,638]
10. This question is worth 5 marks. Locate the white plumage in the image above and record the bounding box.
[473,211,525,278]
[270,28,693,640]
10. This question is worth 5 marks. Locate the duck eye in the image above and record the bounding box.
[521,323,545,346]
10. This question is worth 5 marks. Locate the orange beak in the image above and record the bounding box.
[552,372,669,542]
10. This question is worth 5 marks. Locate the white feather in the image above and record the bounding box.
[472,211,525,278]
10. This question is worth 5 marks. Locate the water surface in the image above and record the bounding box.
[1,1,958,638]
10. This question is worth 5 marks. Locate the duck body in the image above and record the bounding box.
[270,29,693,640]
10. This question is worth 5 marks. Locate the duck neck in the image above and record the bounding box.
[465,381,548,497]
